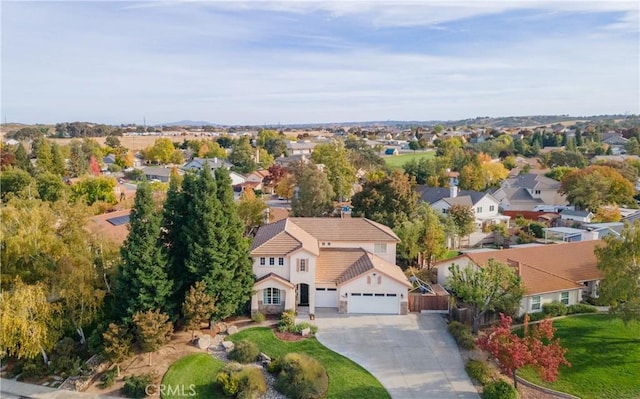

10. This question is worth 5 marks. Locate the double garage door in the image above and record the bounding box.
[348,293,399,314]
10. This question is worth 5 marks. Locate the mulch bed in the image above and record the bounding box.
[273,328,308,342]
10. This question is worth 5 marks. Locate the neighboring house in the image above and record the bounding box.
[274,154,310,168]
[433,241,602,316]
[287,141,316,155]
[384,148,399,156]
[103,154,117,167]
[492,173,568,211]
[417,185,509,228]
[141,166,182,182]
[86,210,131,245]
[601,132,628,155]
[249,218,412,317]
[591,155,640,164]
[229,171,246,186]
[559,209,594,224]
[183,157,233,172]
[246,170,270,185]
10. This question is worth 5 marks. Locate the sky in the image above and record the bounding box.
[1,1,639,126]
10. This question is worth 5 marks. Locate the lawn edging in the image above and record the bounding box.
[515,375,580,399]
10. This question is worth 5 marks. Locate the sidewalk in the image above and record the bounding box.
[0,378,120,399]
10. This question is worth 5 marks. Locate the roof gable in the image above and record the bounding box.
[288,217,399,242]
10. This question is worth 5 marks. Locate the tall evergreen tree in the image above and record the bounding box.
[161,173,191,307]
[213,168,254,319]
[14,143,31,172]
[115,182,172,321]
[50,142,66,176]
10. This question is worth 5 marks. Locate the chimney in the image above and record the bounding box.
[214,157,218,164]
[450,185,458,198]
[447,169,459,198]
[507,259,521,276]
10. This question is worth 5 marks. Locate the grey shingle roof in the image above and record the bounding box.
[416,186,486,206]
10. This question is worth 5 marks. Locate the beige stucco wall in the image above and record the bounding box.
[518,289,581,316]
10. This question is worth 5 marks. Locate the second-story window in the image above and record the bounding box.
[476,207,483,213]
[489,205,495,212]
[269,257,275,266]
[298,259,307,272]
[259,257,266,266]
[278,257,284,266]
[374,243,387,254]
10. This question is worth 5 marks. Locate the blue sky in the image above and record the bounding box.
[1,1,639,125]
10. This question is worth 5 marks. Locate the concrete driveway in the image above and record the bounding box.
[309,311,479,399]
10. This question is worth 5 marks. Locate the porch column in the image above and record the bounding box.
[284,287,295,311]
[251,290,260,316]
[308,283,316,316]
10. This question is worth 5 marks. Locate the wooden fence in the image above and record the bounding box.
[449,305,501,328]
[408,292,450,312]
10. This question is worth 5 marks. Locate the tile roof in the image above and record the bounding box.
[316,248,411,287]
[255,272,295,288]
[438,241,602,295]
[86,209,131,245]
[250,219,319,256]
[288,217,400,242]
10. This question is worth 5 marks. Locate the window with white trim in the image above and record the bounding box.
[259,257,266,266]
[374,243,387,254]
[560,291,569,305]
[278,257,284,266]
[299,259,307,272]
[531,295,541,311]
[263,288,280,305]
[269,257,275,266]
[489,205,495,212]
[476,207,483,213]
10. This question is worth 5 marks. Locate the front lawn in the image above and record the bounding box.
[161,353,225,399]
[229,327,390,399]
[384,151,434,169]
[517,314,640,399]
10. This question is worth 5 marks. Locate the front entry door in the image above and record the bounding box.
[298,283,309,306]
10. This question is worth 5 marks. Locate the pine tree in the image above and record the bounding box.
[212,168,254,319]
[50,142,66,176]
[115,182,172,321]
[35,138,53,174]
[14,143,31,172]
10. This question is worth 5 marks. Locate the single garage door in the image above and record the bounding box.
[348,293,399,314]
[315,288,338,308]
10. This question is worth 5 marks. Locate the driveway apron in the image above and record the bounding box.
[310,311,479,399]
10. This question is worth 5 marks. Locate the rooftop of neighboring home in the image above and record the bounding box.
[183,157,233,170]
[141,166,183,177]
[416,186,486,206]
[250,217,400,256]
[503,173,561,191]
[286,141,317,150]
[439,240,602,294]
[560,209,593,218]
[591,155,640,164]
[86,209,131,245]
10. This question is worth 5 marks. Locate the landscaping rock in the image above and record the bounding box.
[196,334,211,349]
[227,325,239,335]
[259,352,271,362]
[212,334,225,346]
[301,327,311,337]
[222,340,235,352]
[215,322,228,333]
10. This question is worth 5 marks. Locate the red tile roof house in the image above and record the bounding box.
[249,218,412,317]
[432,241,602,316]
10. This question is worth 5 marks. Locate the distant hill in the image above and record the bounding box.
[161,120,220,127]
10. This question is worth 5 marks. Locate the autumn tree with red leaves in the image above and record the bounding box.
[477,314,571,388]
[89,155,101,176]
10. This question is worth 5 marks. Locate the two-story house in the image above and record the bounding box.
[417,185,509,229]
[249,218,412,317]
[492,173,568,211]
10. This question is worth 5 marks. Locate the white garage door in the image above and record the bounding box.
[315,288,338,308]
[348,293,399,314]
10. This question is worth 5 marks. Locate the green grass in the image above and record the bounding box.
[229,327,390,399]
[161,353,225,399]
[384,151,435,169]
[517,314,640,399]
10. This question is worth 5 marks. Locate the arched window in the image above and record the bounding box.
[263,288,281,305]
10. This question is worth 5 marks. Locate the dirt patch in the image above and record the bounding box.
[274,331,307,342]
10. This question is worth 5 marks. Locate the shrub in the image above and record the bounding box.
[567,303,597,314]
[19,360,49,380]
[228,340,260,364]
[276,353,329,399]
[447,321,476,350]
[481,380,518,399]
[252,312,266,323]
[278,310,296,333]
[100,368,118,389]
[266,358,281,374]
[526,312,548,322]
[216,363,266,399]
[236,366,267,399]
[542,301,567,317]
[465,360,492,385]
[293,322,318,334]
[122,373,154,398]
[50,337,83,376]
[216,371,239,396]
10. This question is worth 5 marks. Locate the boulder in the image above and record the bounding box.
[301,327,311,337]
[222,340,235,352]
[215,322,228,334]
[227,325,239,335]
[212,334,225,346]
[196,334,211,349]
[259,352,271,362]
